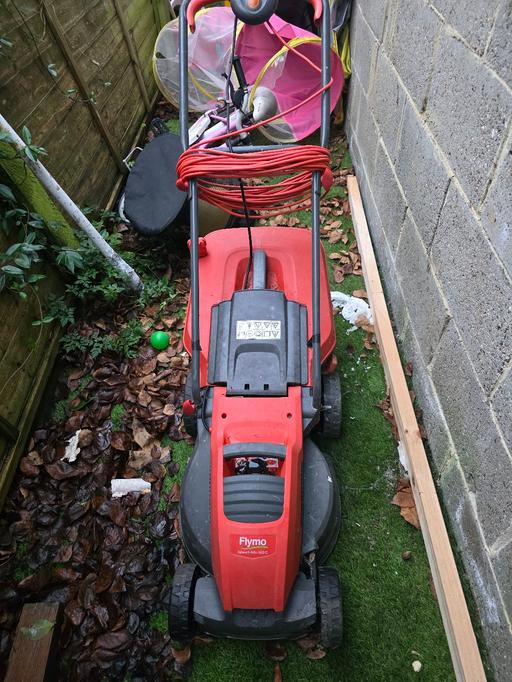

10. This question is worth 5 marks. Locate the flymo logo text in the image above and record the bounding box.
[239,536,268,548]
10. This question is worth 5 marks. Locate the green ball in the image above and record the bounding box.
[150,331,170,351]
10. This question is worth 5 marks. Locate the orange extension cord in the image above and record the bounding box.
[175,20,334,218]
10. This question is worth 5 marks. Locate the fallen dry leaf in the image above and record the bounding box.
[296,632,321,651]
[392,479,420,530]
[306,647,327,660]
[264,641,287,662]
[172,645,191,664]
[352,289,368,299]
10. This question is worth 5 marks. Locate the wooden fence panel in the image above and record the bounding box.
[0,0,168,206]
[0,0,169,505]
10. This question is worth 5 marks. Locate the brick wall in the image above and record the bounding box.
[345,1,512,677]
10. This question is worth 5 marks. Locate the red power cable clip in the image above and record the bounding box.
[187,237,208,257]
[183,399,197,416]
[321,167,333,193]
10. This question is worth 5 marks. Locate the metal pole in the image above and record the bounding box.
[0,115,142,292]
[179,1,190,150]
[320,0,331,148]
[179,0,201,405]
[312,0,331,408]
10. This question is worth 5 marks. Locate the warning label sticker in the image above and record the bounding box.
[231,535,276,557]
[236,320,281,340]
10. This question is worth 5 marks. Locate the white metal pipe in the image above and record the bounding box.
[0,114,143,292]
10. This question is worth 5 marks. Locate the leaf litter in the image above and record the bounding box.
[0,189,198,680]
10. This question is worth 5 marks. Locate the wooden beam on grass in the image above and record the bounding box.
[41,1,125,175]
[5,602,61,682]
[347,175,486,682]
[112,0,152,113]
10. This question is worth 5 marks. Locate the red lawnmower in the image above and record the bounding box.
[170,0,343,647]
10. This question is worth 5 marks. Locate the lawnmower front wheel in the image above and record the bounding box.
[169,563,199,645]
[317,566,343,649]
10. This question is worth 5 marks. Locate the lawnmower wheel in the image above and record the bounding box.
[183,374,198,438]
[169,563,199,644]
[317,566,343,649]
[319,372,342,438]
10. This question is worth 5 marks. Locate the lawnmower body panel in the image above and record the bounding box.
[209,386,303,612]
[178,223,340,637]
[183,227,336,385]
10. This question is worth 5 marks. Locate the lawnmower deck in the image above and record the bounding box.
[173,223,343,644]
[171,0,343,651]
[183,227,336,385]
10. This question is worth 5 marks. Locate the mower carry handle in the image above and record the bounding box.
[187,0,323,32]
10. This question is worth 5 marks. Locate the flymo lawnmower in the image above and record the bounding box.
[169,0,343,647]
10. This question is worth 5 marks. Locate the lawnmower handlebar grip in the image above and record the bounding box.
[306,0,323,22]
[186,0,215,32]
[187,0,322,32]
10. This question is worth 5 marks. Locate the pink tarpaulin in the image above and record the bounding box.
[237,15,344,142]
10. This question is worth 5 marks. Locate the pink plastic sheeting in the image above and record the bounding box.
[236,15,344,142]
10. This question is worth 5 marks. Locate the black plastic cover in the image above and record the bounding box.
[208,289,308,396]
[193,571,317,639]
[223,474,284,523]
[123,133,187,235]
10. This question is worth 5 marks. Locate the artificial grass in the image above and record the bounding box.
[186,139,454,681]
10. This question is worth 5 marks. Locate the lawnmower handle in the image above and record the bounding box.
[187,0,323,32]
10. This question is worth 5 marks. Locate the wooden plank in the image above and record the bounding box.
[5,602,61,682]
[40,0,125,174]
[347,175,486,682]
[112,0,152,112]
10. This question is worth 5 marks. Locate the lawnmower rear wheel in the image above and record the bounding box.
[169,563,199,644]
[183,374,198,438]
[319,372,342,438]
[317,566,343,649]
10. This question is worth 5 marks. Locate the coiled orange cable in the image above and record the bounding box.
[176,20,334,217]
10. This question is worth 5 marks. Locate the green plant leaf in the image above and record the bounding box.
[0,183,16,203]
[27,273,45,284]
[1,265,23,275]
[21,125,32,145]
[5,242,22,256]
[23,146,36,163]
[56,249,83,274]
[14,253,31,269]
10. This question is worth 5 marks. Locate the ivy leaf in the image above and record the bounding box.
[15,253,31,269]
[27,273,45,284]
[5,242,22,256]
[56,249,83,274]
[0,183,16,203]
[2,265,23,275]
[23,146,36,163]
[21,126,32,145]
